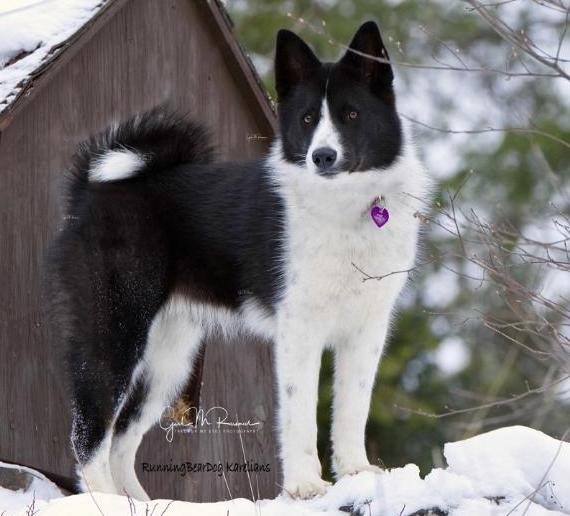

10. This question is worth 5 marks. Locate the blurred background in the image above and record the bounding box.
[225,0,570,476]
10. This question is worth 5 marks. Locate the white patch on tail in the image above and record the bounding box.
[89,149,145,182]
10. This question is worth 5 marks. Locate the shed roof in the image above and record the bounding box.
[0,0,276,132]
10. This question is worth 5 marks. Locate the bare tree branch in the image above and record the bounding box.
[401,114,570,149]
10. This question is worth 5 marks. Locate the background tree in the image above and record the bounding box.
[227,0,570,476]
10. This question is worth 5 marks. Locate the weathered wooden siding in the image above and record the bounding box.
[0,0,278,502]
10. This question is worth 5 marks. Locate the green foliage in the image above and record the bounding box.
[227,0,570,475]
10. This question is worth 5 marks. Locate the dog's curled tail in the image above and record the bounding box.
[65,107,213,213]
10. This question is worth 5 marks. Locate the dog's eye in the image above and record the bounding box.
[346,111,359,121]
[303,114,313,124]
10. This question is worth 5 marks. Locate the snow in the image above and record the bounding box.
[444,426,570,512]
[430,336,471,376]
[2,426,569,516]
[0,462,63,513]
[0,0,107,113]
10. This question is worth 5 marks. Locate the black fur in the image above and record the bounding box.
[65,107,214,217]
[114,376,149,436]
[48,108,284,462]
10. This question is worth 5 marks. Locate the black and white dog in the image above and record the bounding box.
[48,21,428,500]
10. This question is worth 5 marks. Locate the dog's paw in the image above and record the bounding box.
[283,476,331,499]
[335,462,384,479]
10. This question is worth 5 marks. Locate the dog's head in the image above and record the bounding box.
[275,22,402,177]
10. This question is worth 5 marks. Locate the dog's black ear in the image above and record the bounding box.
[339,21,394,96]
[275,29,320,99]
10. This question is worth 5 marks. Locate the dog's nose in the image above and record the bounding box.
[312,147,337,171]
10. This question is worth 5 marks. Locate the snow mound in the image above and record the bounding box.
[305,425,569,515]
[0,0,106,113]
[444,425,570,512]
[2,426,569,516]
[0,461,63,514]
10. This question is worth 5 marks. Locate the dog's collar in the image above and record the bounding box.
[370,196,389,228]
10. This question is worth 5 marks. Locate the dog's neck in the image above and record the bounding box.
[265,138,429,229]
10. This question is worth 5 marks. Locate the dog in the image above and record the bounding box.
[47,21,429,500]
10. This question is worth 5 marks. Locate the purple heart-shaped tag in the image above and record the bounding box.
[371,205,390,228]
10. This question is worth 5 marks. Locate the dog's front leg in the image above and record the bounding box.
[331,322,388,478]
[275,322,330,499]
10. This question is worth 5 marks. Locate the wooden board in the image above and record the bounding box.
[0,0,278,502]
[138,333,278,502]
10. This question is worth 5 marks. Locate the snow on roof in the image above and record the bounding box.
[0,0,107,115]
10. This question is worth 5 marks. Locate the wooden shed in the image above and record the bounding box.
[0,0,279,502]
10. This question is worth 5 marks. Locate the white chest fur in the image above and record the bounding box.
[269,142,429,344]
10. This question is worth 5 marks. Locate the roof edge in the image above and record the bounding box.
[0,0,130,131]
[0,0,277,136]
[197,0,277,135]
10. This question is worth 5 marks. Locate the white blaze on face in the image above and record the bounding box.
[306,98,344,173]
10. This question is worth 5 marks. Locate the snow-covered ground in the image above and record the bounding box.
[2,426,569,516]
[0,462,63,513]
[0,0,106,112]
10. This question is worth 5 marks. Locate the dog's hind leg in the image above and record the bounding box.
[70,340,140,496]
[109,298,203,501]
[71,376,120,495]
[60,254,166,496]
[68,313,158,496]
